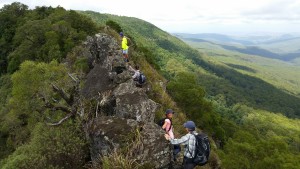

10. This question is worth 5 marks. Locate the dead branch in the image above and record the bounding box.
[47,113,73,126]
[52,84,72,105]
[68,73,79,83]
[44,102,72,113]
[45,73,81,126]
[68,73,80,105]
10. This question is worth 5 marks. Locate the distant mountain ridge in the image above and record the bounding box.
[174,33,255,45]
[175,33,300,61]
[183,37,300,61]
[174,33,300,46]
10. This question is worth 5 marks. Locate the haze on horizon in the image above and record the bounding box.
[1,0,300,35]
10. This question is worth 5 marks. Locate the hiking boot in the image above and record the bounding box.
[123,58,129,62]
[173,156,177,162]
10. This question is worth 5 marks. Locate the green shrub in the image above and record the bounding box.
[75,57,89,73]
[105,20,122,33]
[1,123,87,169]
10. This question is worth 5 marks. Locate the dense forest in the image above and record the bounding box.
[0,3,98,168]
[0,2,299,169]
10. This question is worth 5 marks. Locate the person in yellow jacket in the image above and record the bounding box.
[120,32,129,62]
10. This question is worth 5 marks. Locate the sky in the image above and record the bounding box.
[1,0,300,35]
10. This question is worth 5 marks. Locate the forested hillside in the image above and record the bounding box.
[0,2,299,169]
[0,2,98,168]
[81,11,300,118]
[81,11,300,168]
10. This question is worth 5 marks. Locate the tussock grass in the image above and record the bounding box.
[91,127,146,169]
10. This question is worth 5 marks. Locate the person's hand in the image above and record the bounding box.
[165,134,170,140]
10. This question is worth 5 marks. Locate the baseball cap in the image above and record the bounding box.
[183,121,196,131]
[165,109,175,114]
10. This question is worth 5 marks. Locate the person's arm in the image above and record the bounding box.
[165,134,189,145]
[162,119,169,131]
[128,65,135,72]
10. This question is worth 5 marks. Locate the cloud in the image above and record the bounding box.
[241,0,300,21]
[1,0,300,33]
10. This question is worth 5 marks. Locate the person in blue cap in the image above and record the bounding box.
[165,121,198,169]
[119,32,129,62]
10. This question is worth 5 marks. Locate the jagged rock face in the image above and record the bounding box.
[88,117,137,159]
[81,33,159,122]
[80,33,171,168]
[81,33,127,97]
[88,117,171,168]
[139,122,171,168]
[113,80,158,122]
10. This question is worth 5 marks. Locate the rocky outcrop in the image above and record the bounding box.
[79,33,171,168]
[113,80,158,122]
[80,33,127,97]
[88,117,171,168]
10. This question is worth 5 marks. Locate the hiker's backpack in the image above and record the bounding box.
[193,133,210,166]
[138,71,146,84]
[157,118,172,132]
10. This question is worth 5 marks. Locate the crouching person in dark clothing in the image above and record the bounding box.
[128,65,146,87]
[165,121,197,169]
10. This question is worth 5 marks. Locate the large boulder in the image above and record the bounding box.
[81,33,127,98]
[113,80,159,122]
[87,116,171,168]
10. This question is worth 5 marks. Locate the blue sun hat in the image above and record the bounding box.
[119,32,123,36]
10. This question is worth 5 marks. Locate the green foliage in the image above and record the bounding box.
[135,46,160,71]
[184,39,300,116]
[0,2,28,74]
[219,108,300,169]
[1,122,87,169]
[106,20,123,33]
[0,3,98,74]
[0,60,88,168]
[0,75,12,108]
[0,4,98,166]
[1,61,70,149]
[167,72,206,111]
[190,56,300,118]
[0,75,13,159]
[74,57,89,73]
[166,72,224,138]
